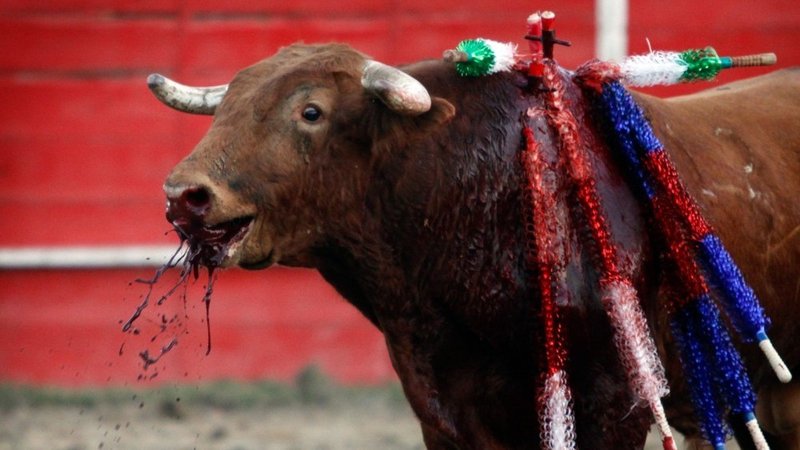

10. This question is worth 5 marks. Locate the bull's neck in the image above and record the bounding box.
[314,105,531,328]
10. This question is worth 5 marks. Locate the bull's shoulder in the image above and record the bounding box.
[632,68,800,119]
[671,66,800,101]
[630,68,800,160]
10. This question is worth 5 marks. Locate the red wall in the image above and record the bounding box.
[1,1,797,387]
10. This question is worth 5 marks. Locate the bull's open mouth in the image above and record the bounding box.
[173,215,254,268]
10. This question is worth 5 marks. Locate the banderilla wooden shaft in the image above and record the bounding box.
[727,52,777,67]
[443,49,468,63]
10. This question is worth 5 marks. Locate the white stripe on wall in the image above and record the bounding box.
[0,246,179,269]
[596,0,629,61]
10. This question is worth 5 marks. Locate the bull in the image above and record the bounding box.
[147,43,800,449]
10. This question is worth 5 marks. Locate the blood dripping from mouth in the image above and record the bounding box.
[122,237,220,375]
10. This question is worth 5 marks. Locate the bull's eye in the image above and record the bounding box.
[301,105,323,122]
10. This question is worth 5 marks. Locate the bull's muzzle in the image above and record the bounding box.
[163,180,254,268]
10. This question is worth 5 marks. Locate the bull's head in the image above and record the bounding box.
[149,44,454,270]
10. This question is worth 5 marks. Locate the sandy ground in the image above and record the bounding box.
[0,380,737,450]
[0,402,424,450]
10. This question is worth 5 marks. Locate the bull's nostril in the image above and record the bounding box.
[184,187,211,209]
[165,184,213,224]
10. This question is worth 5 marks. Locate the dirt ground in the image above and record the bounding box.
[0,376,422,450]
[0,377,735,450]
[0,404,681,450]
[0,402,424,450]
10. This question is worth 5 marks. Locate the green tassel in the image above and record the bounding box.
[455,39,496,77]
[679,47,725,82]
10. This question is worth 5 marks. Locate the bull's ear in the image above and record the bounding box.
[364,95,455,147]
[386,97,455,140]
[416,97,455,131]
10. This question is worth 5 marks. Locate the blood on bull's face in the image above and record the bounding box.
[149,44,441,270]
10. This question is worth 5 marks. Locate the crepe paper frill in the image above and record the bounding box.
[520,122,577,450]
[444,38,518,77]
[575,67,789,449]
[532,60,676,450]
[617,47,777,87]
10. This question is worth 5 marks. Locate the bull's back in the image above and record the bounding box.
[634,69,800,383]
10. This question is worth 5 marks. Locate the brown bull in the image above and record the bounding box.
[147,43,800,449]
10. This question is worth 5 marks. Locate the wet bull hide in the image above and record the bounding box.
[148,43,800,449]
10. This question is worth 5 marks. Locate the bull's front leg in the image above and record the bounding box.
[756,381,800,449]
[382,315,516,450]
[382,324,462,448]
[681,381,800,449]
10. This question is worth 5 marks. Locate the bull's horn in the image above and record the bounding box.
[147,73,228,115]
[361,60,431,115]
